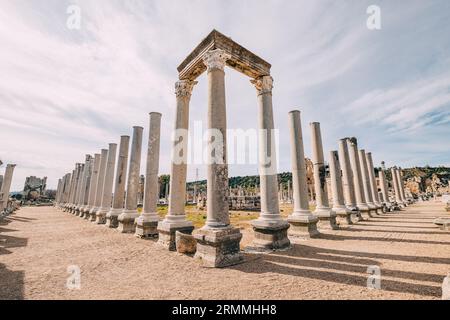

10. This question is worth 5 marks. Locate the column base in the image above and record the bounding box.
[193,226,244,268]
[88,208,98,222]
[95,208,109,224]
[248,219,291,252]
[105,208,121,228]
[135,214,159,238]
[313,208,339,230]
[333,207,353,226]
[358,204,371,219]
[157,219,195,251]
[74,206,81,216]
[117,210,139,233]
[434,218,450,231]
[367,203,377,216]
[78,206,86,218]
[287,212,320,239]
[82,207,91,219]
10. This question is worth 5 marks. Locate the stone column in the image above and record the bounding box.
[395,168,408,206]
[61,173,71,208]
[89,149,108,221]
[64,168,76,211]
[391,167,403,208]
[378,167,391,211]
[106,136,130,228]
[366,152,383,213]
[79,155,92,217]
[118,126,143,233]
[338,139,361,222]
[63,171,73,211]
[286,110,319,238]
[136,113,162,237]
[83,154,100,218]
[347,138,370,218]
[398,167,409,205]
[248,75,290,250]
[310,122,338,229]
[157,80,197,250]
[359,150,377,216]
[193,49,243,267]
[70,163,82,214]
[96,143,117,224]
[329,151,353,226]
[74,162,86,216]
[0,175,3,194]
[0,164,16,212]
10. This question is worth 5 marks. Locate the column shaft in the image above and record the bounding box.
[96,143,117,224]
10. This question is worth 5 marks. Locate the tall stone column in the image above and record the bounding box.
[96,143,117,224]
[79,155,92,217]
[0,164,16,212]
[398,167,409,205]
[83,154,100,219]
[136,113,162,237]
[246,75,290,251]
[329,151,353,226]
[0,175,3,194]
[359,150,376,216]
[286,110,319,238]
[61,173,71,208]
[55,179,62,206]
[366,152,383,213]
[70,163,82,214]
[338,139,362,222]
[118,126,143,233]
[63,170,75,211]
[378,167,391,211]
[157,80,197,250]
[193,49,243,266]
[89,149,108,221]
[391,167,403,208]
[395,168,408,206]
[347,138,370,218]
[74,162,86,216]
[106,136,130,228]
[310,122,338,229]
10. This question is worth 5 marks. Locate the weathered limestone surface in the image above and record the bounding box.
[176,231,197,255]
[366,152,383,213]
[135,113,162,237]
[391,167,403,208]
[158,80,196,250]
[106,136,129,228]
[329,151,352,226]
[286,110,319,239]
[89,149,108,221]
[79,156,92,217]
[118,126,143,233]
[347,139,370,219]
[310,122,338,230]
[193,50,244,266]
[96,143,117,224]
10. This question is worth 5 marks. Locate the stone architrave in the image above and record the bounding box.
[118,126,143,233]
[329,151,353,226]
[286,110,319,238]
[106,136,130,228]
[310,122,338,230]
[96,143,117,224]
[157,80,197,250]
[89,149,108,221]
[136,113,162,237]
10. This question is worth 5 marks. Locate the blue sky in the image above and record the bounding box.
[0,0,449,191]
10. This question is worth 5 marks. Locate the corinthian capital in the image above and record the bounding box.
[250,75,273,95]
[202,49,231,72]
[175,80,198,98]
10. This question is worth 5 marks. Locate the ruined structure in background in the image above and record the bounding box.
[20,176,53,206]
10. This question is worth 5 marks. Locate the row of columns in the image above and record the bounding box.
[56,113,162,239]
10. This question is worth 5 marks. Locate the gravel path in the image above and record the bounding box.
[1,201,449,300]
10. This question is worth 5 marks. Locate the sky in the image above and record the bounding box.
[0,0,450,191]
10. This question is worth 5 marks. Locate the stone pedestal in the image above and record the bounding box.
[194,226,243,268]
[158,220,195,251]
[287,213,319,239]
[105,208,121,228]
[117,210,139,233]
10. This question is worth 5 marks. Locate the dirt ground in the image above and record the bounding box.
[1,201,449,300]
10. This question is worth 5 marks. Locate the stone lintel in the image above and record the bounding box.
[177,29,271,80]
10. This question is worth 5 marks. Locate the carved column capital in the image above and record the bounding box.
[175,80,198,98]
[202,49,231,72]
[251,75,273,96]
